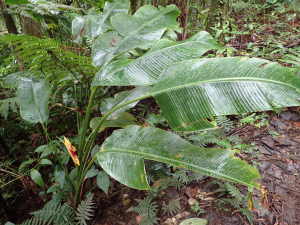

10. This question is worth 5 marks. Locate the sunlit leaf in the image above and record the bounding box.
[72,0,129,41]
[92,31,222,86]
[98,126,261,190]
[92,4,180,66]
[150,57,300,131]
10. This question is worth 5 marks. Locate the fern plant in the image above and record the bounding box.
[210,179,254,224]
[130,196,158,219]
[162,199,181,216]
[2,35,96,87]
[7,195,95,225]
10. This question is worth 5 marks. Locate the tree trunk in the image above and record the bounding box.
[20,16,42,38]
[130,0,137,15]
[0,0,25,71]
[205,0,229,44]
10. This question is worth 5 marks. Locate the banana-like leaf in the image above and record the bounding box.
[150,57,300,132]
[92,5,180,67]
[72,0,129,41]
[101,86,152,120]
[97,126,260,190]
[92,31,222,86]
[90,112,138,132]
[18,77,50,124]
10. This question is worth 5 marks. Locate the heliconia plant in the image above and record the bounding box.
[10,0,300,211]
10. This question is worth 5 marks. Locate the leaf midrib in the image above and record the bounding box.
[151,77,297,95]
[99,148,260,188]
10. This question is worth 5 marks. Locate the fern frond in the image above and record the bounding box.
[224,183,242,202]
[21,202,75,225]
[188,172,204,182]
[131,197,158,219]
[162,199,181,216]
[2,34,96,87]
[75,194,95,225]
[240,208,253,224]
[140,217,159,225]
[227,135,242,144]
[216,115,234,132]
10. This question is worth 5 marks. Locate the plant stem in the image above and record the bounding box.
[77,87,98,179]
[40,123,75,191]
[74,153,97,209]
[73,92,152,209]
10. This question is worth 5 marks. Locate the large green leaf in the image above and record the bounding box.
[92,5,180,67]
[18,77,50,124]
[72,0,129,41]
[100,86,152,120]
[92,31,222,86]
[97,126,260,190]
[150,57,300,131]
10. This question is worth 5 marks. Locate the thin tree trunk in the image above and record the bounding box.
[20,16,42,38]
[130,0,137,15]
[0,0,25,71]
[205,0,229,44]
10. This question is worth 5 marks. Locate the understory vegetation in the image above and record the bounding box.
[1,0,300,224]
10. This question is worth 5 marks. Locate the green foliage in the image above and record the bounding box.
[162,199,181,216]
[131,197,158,219]
[74,194,95,225]
[190,202,206,215]
[216,115,235,132]
[20,202,75,225]
[2,34,96,87]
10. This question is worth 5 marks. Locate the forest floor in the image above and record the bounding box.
[85,108,300,225]
[9,109,300,225]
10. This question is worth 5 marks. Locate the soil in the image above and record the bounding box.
[4,109,300,225]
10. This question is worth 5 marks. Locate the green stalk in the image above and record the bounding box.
[77,88,98,179]
[74,92,152,209]
[41,123,75,191]
[74,153,97,209]
[78,88,97,160]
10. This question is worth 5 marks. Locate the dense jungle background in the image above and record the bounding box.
[1,0,300,224]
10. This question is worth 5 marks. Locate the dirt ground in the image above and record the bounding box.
[81,109,300,225]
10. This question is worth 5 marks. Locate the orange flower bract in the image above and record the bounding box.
[64,137,80,166]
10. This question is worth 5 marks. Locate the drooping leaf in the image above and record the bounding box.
[97,126,260,190]
[30,169,44,188]
[90,112,138,132]
[92,31,222,86]
[18,77,50,124]
[100,86,152,120]
[96,171,110,194]
[92,5,180,67]
[150,57,300,131]
[72,0,130,41]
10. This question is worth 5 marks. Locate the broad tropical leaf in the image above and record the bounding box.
[72,0,130,41]
[92,5,180,67]
[92,31,222,86]
[90,112,137,132]
[100,86,152,120]
[18,77,50,124]
[97,125,260,190]
[150,57,300,131]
